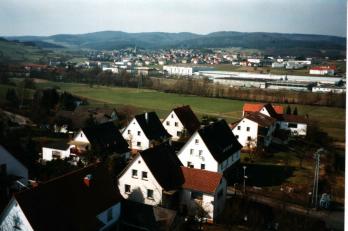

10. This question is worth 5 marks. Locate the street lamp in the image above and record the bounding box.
[307,192,312,214]
[243,166,247,193]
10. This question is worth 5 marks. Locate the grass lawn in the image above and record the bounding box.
[1,80,345,141]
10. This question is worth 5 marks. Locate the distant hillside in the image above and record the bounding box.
[6,31,347,57]
[0,38,66,63]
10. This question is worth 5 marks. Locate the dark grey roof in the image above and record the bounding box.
[82,122,129,154]
[139,143,184,191]
[198,120,242,162]
[120,200,178,231]
[135,112,171,141]
[14,164,123,231]
[44,140,71,150]
[173,105,200,135]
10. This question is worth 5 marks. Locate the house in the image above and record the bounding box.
[0,164,123,231]
[0,145,28,196]
[177,120,242,173]
[41,140,74,162]
[118,143,184,207]
[180,167,226,222]
[122,112,171,151]
[232,112,276,149]
[162,105,200,141]
[69,122,130,160]
[310,66,336,76]
[242,103,283,118]
[278,114,308,136]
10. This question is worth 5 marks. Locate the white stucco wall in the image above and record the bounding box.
[179,177,227,222]
[118,155,163,206]
[97,202,121,231]
[122,118,150,151]
[232,118,259,148]
[177,133,218,172]
[0,198,33,231]
[42,145,74,161]
[162,111,185,141]
[74,130,90,143]
[0,146,28,186]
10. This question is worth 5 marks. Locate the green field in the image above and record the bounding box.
[1,81,346,141]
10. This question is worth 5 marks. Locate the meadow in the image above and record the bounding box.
[1,80,346,141]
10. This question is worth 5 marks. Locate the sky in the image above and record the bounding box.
[0,0,346,37]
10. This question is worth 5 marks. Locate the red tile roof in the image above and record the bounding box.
[243,103,283,115]
[310,66,336,71]
[181,167,222,194]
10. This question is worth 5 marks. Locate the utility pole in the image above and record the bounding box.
[243,166,247,194]
[312,148,323,208]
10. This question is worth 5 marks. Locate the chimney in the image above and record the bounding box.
[84,174,92,187]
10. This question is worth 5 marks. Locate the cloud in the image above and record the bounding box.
[0,0,346,36]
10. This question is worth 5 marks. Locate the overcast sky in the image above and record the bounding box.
[0,0,346,37]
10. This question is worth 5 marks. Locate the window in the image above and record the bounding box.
[125,184,131,193]
[171,114,174,118]
[187,161,193,168]
[236,135,239,139]
[247,136,251,141]
[137,142,141,147]
[198,150,203,156]
[288,123,298,128]
[217,189,223,199]
[147,189,154,199]
[246,127,250,131]
[132,169,138,178]
[195,139,199,144]
[166,121,170,126]
[107,208,113,222]
[174,122,178,127]
[127,130,130,134]
[137,131,141,136]
[142,171,148,180]
[190,149,194,155]
[191,191,203,200]
[237,126,241,130]
[177,131,182,136]
[201,164,205,169]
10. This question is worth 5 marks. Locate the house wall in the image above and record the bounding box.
[217,151,240,172]
[118,155,163,206]
[232,118,259,148]
[179,177,227,222]
[122,118,150,151]
[177,133,218,172]
[0,146,28,186]
[97,202,121,231]
[279,121,307,136]
[42,145,73,161]
[74,131,90,143]
[162,111,185,141]
[0,198,33,231]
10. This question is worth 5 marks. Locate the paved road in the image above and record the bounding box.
[227,187,344,230]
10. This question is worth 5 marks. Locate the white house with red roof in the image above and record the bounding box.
[309,66,336,76]
[180,167,226,222]
[243,103,283,118]
[232,112,276,148]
